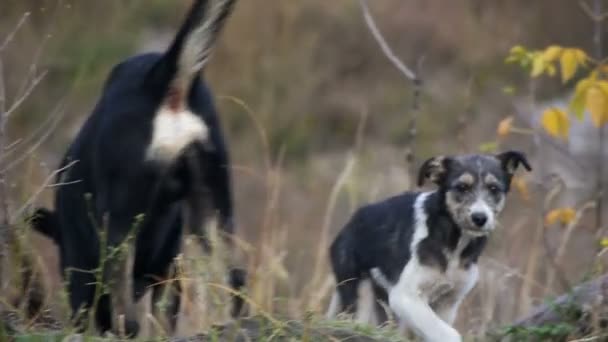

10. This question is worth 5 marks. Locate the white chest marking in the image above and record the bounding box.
[380,192,480,342]
[371,192,479,301]
[146,106,209,163]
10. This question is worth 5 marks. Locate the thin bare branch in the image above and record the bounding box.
[358,0,423,182]
[357,0,418,82]
[0,12,31,52]
[1,98,64,162]
[1,100,66,173]
[6,71,48,118]
[592,0,606,233]
[11,160,79,224]
[0,59,5,114]
[404,57,424,178]
[512,106,592,173]
[3,139,22,152]
[579,0,608,22]
[46,180,82,188]
[15,1,63,102]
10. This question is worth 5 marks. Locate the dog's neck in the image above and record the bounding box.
[417,191,488,270]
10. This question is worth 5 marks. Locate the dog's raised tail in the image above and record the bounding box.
[149,0,237,107]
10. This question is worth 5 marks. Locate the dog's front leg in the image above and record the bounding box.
[434,296,463,326]
[435,265,479,325]
[389,289,461,342]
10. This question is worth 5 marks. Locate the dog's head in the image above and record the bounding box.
[417,151,532,235]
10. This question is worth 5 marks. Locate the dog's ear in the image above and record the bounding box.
[496,150,532,175]
[417,156,450,187]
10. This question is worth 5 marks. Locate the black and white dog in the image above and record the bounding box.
[29,0,244,337]
[326,151,531,341]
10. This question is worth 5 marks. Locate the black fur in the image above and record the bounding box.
[329,191,486,319]
[28,0,244,336]
[330,193,417,314]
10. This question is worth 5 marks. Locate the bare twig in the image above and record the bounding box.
[0,12,31,52]
[0,51,9,297]
[590,0,606,232]
[543,201,596,293]
[357,0,423,181]
[357,0,417,81]
[458,77,476,153]
[10,160,78,224]
[512,106,592,173]
[1,100,66,172]
[404,58,423,178]
[1,98,64,162]
[579,0,608,23]
[6,71,48,118]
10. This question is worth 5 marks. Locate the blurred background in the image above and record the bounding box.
[2,0,608,338]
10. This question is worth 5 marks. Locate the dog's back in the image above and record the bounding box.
[330,192,419,284]
[328,191,420,320]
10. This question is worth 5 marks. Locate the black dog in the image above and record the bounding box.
[30,0,244,336]
[327,151,531,342]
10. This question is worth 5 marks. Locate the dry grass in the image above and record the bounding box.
[2,1,608,341]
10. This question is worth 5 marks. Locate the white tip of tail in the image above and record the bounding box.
[146,106,209,163]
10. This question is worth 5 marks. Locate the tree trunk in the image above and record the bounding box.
[512,273,608,335]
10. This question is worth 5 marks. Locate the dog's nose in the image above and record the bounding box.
[471,213,487,227]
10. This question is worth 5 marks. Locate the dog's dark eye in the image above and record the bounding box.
[455,183,471,193]
[488,184,500,194]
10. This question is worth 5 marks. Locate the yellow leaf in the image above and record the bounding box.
[560,208,576,225]
[585,85,608,127]
[542,45,562,62]
[545,208,577,226]
[541,107,570,139]
[574,48,588,66]
[497,116,514,139]
[545,210,561,226]
[509,45,526,55]
[600,237,608,248]
[571,77,594,119]
[512,176,530,202]
[531,54,546,77]
[560,49,578,83]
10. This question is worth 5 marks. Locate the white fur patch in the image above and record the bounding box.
[386,191,476,342]
[470,197,495,231]
[326,291,341,319]
[146,106,209,163]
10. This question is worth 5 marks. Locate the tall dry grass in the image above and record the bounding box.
[2,0,608,339]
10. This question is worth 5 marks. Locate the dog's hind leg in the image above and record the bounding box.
[371,281,390,326]
[326,290,341,319]
[329,235,360,317]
